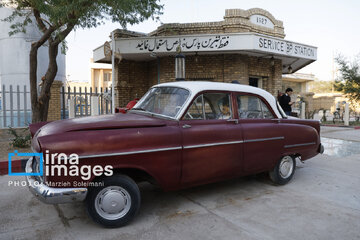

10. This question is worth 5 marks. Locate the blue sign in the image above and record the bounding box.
[8,150,43,176]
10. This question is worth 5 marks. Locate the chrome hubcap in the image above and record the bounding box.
[279,156,294,179]
[95,186,131,220]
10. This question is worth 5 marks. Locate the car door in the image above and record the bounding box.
[180,91,243,187]
[236,93,284,173]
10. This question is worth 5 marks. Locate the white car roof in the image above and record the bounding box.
[154,81,284,119]
[156,81,267,96]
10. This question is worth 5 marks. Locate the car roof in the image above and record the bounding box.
[153,81,284,119]
[155,81,274,102]
[155,81,270,97]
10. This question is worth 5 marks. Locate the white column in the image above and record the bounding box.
[91,96,100,116]
[344,102,349,126]
[68,98,75,118]
[301,102,306,119]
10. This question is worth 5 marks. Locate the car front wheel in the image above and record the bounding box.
[86,175,141,228]
[269,155,296,185]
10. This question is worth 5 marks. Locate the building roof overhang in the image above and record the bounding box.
[282,73,316,82]
[93,32,317,74]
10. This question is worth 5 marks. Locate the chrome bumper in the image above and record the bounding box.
[25,157,88,204]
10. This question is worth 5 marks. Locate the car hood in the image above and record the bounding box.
[35,113,167,137]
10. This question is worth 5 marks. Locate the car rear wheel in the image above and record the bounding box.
[269,155,296,185]
[86,175,141,228]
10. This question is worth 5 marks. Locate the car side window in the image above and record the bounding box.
[184,93,232,120]
[237,95,274,119]
[184,95,204,120]
[261,101,274,119]
[203,93,232,120]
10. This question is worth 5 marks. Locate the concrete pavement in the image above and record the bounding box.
[0,126,359,240]
[321,126,360,142]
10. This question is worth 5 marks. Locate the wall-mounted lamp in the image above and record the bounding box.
[175,46,185,81]
[288,65,293,74]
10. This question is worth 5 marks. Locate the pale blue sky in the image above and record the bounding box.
[66,0,360,82]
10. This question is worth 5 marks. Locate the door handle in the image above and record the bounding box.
[227,119,238,124]
[182,124,192,129]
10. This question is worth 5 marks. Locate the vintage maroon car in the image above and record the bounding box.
[26,81,324,227]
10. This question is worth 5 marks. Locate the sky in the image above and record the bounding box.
[65,0,360,82]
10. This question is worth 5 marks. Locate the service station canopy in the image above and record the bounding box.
[93,33,317,74]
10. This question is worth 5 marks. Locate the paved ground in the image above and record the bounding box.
[321,126,360,142]
[0,126,359,240]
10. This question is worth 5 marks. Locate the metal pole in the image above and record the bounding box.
[61,86,65,119]
[2,85,6,127]
[10,85,13,127]
[157,57,160,84]
[17,85,20,126]
[111,31,115,113]
[344,102,349,126]
[23,85,27,124]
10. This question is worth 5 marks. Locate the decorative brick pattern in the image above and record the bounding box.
[150,8,285,38]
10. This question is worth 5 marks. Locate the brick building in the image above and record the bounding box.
[93,8,317,108]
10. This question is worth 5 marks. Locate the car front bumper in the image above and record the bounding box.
[25,157,88,204]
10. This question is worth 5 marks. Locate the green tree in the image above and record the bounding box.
[0,0,162,123]
[334,54,360,103]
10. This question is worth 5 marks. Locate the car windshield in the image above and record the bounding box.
[131,87,190,118]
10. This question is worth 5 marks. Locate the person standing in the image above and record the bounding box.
[279,88,294,116]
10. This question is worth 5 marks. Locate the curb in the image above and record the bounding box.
[321,124,360,129]
[0,159,27,175]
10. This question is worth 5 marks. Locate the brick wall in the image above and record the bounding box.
[47,80,63,121]
[312,96,336,111]
[115,60,151,107]
[115,54,283,107]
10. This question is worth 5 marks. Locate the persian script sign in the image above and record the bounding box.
[135,35,231,52]
[110,34,316,61]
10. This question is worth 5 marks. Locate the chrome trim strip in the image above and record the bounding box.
[78,137,286,159]
[244,136,284,143]
[78,146,183,159]
[184,140,243,149]
[284,142,316,148]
